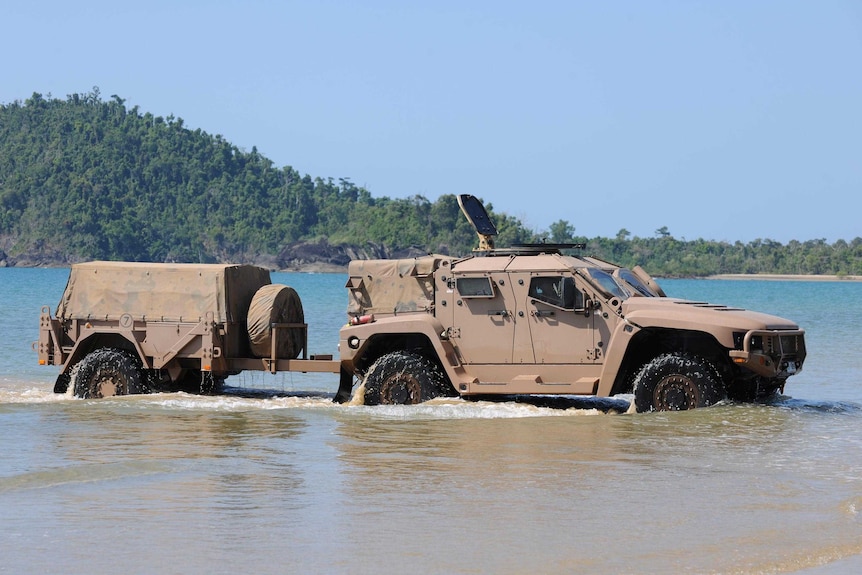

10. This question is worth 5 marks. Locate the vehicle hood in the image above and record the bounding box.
[621,297,801,346]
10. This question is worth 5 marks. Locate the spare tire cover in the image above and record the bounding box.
[247,284,305,359]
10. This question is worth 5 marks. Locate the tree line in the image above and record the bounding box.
[1,89,860,276]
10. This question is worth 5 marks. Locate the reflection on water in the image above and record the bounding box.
[327,400,862,575]
[1,384,862,574]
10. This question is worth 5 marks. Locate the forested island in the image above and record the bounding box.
[2,90,860,277]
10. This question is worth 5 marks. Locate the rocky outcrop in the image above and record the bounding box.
[0,238,440,272]
[0,245,86,268]
[275,239,435,272]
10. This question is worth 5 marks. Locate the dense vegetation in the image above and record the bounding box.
[1,90,860,276]
[0,90,530,264]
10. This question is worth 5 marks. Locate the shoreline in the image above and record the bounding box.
[705,273,862,282]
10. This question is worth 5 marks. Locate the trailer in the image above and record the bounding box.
[36,261,353,401]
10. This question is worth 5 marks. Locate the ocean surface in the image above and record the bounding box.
[1,268,861,574]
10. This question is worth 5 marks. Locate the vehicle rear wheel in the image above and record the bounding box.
[73,348,146,399]
[363,351,451,406]
[633,352,726,413]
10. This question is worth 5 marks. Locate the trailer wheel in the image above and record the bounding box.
[363,351,451,406]
[73,349,146,399]
[633,352,726,413]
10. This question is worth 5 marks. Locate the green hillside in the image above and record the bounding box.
[0,90,530,265]
[1,90,860,276]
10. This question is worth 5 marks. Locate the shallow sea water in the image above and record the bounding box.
[1,269,861,574]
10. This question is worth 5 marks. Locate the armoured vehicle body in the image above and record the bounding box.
[339,195,806,412]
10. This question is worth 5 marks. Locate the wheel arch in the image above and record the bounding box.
[342,316,459,384]
[603,327,731,397]
[354,332,450,378]
[61,331,148,377]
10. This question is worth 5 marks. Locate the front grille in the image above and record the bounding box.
[780,334,802,354]
[768,332,807,368]
[737,330,807,370]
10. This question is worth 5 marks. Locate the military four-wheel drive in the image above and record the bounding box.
[36,195,806,412]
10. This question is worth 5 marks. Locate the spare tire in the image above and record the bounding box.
[247,284,305,359]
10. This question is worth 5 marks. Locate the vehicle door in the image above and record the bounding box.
[450,272,515,364]
[524,273,597,364]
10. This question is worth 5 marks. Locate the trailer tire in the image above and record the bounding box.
[363,351,451,406]
[633,352,726,413]
[73,348,146,399]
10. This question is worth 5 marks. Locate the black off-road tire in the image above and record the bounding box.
[73,348,146,399]
[53,371,71,394]
[363,351,452,406]
[633,352,726,413]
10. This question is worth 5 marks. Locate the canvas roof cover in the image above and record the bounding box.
[347,255,444,316]
[56,261,271,323]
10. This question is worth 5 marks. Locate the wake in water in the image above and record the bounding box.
[0,378,69,404]
[4,377,860,417]
[765,394,862,414]
[1,377,629,419]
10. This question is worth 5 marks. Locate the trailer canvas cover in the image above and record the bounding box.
[56,261,271,324]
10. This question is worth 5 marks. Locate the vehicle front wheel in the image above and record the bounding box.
[73,348,146,399]
[633,352,726,413]
[362,351,452,406]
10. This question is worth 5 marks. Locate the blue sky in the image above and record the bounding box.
[3,1,860,243]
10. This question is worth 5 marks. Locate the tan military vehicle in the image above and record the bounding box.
[339,195,806,412]
[37,194,806,412]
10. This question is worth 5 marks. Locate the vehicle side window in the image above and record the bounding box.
[456,276,495,298]
[584,268,630,300]
[529,276,581,310]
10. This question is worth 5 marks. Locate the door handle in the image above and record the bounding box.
[532,310,556,317]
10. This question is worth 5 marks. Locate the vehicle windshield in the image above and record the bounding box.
[582,268,631,300]
[616,268,660,297]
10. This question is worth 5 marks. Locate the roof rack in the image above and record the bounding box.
[490,243,586,256]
